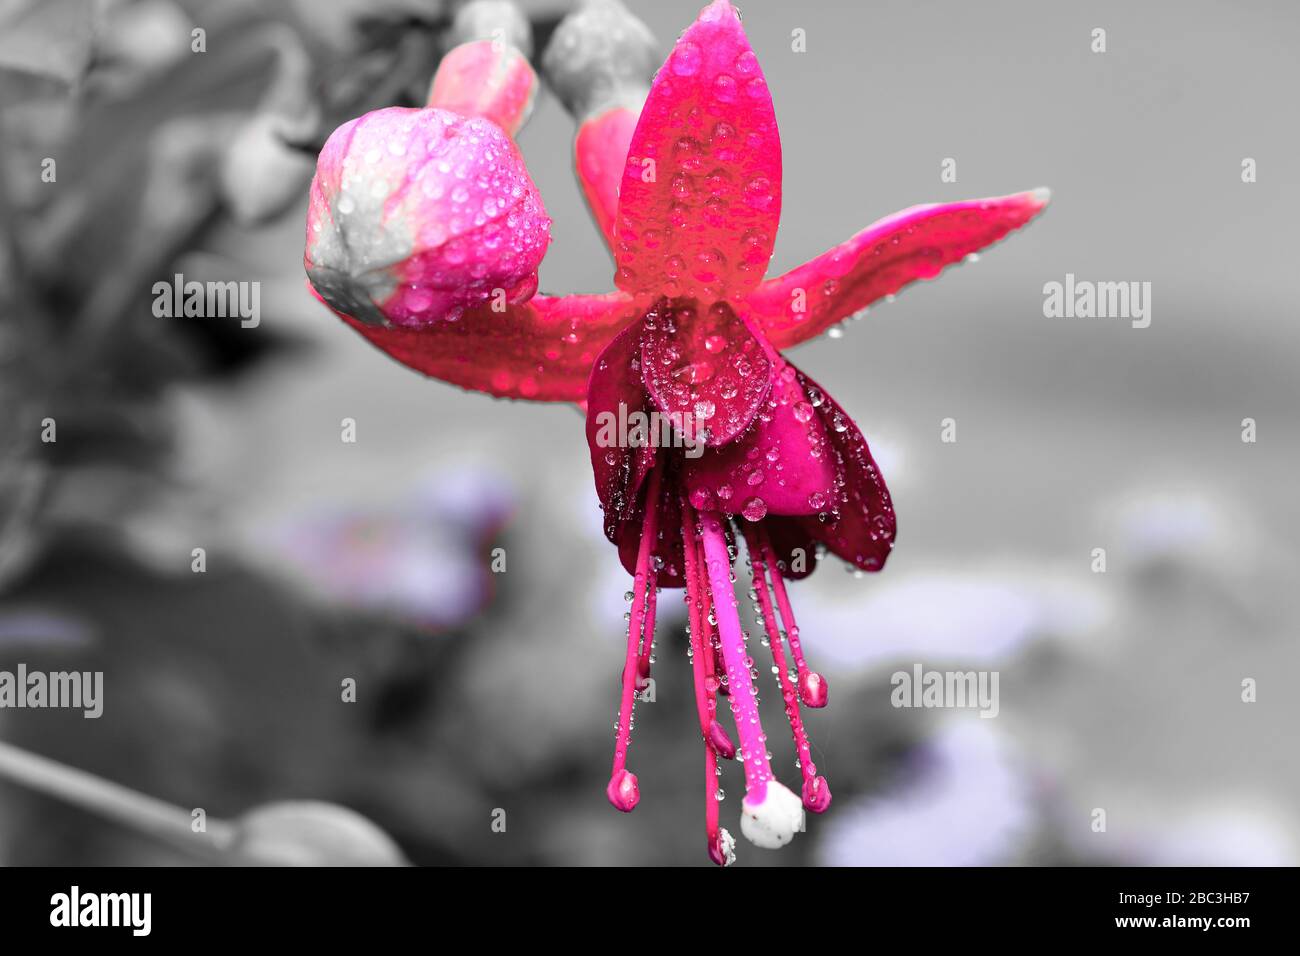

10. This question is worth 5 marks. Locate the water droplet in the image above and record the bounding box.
[713,74,738,103]
[672,42,702,76]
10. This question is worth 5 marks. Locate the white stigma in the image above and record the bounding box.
[740,781,804,849]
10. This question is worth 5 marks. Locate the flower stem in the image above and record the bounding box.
[0,738,234,860]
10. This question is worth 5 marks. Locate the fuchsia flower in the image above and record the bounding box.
[306,0,1048,864]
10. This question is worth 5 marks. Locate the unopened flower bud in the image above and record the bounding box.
[541,0,658,120]
[304,106,550,327]
[428,1,538,136]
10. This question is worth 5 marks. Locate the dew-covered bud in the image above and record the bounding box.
[227,801,408,866]
[428,1,538,137]
[304,106,550,327]
[541,0,658,120]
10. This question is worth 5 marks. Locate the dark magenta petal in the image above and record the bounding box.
[639,299,773,448]
[612,0,782,300]
[746,189,1051,349]
[762,516,819,580]
[682,361,835,517]
[617,490,686,588]
[585,322,690,588]
[586,318,658,533]
[786,364,897,572]
[330,290,638,402]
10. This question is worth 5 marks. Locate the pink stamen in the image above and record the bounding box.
[682,506,736,761]
[698,511,775,803]
[607,467,663,812]
[744,525,832,813]
[685,514,727,700]
[636,575,657,691]
[762,533,830,710]
[682,508,734,865]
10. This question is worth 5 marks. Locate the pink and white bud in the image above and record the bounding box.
[428,2,536,136]
[304,106,550,327]
[427,40,537,138]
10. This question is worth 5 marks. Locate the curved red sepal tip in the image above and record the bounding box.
[799,670,828,708]
[707,718,737,760]
[802,775,832,813]
[606,768,640,812]
[748,188,1052,350]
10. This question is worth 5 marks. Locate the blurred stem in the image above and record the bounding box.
[0,738,235,862]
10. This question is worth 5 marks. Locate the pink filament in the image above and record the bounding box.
[608,467,663,801]
[681,507,724,860]
[763,534,816,694]
[698,511,774,803]
[743,525,820,800]
[636,577,657,690]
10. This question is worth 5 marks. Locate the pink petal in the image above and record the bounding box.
[585,319,658,534]
[612,0,782,301]
[329,290,638,402]
[762,516,819,580]
[585,322,690,587]
[682,361,835,516]
[574,105,639,251]
[747,189,1051,349]
[639,298,773,448]
[785,364,896,572]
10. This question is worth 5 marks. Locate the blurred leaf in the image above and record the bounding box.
[0,0,94,104]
